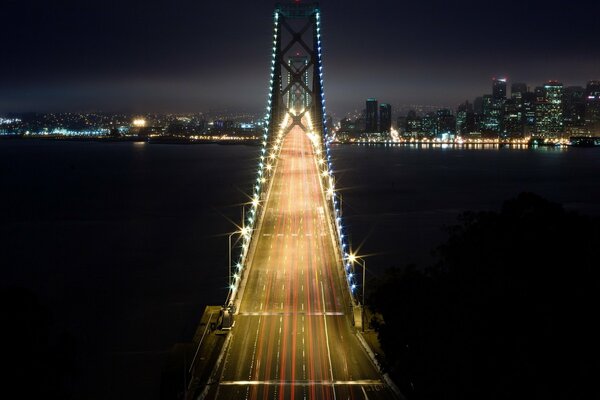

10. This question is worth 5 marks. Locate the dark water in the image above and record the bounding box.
[1,140,599,399]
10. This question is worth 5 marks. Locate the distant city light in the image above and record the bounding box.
[132,118,147,127]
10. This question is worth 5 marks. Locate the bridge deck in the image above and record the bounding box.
[211,125,396,399]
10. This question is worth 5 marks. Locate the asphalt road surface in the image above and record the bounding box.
[208,125,397,399]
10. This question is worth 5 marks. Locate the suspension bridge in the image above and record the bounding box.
[191,3,401,399]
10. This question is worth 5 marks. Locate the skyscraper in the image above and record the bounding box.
[482,94,503,135]
[511,83,528,100]
[365,98,378,133]
[456,101,475,135]
[493,77,507,100]
[436,109,456,138]
[563,86,586,135]
[421,112,437,137]
[585,80,600,136]
[379,103,392,134]
[522,91,537,135]
[508,83,527,137]
[503,98,524,137]
[405,110,421,137]
[535,81,563,137]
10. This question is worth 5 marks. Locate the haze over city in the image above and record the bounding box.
[2,0,599,115]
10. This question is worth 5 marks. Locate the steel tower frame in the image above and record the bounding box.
[266,2,325,140]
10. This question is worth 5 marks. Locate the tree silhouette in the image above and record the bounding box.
[370,193,599,399]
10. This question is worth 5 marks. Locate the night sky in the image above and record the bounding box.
[2,0,599,116]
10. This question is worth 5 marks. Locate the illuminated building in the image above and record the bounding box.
[456,101,475,135]
[365,98,378,133]
[563,86,586,135]
[379,103,392,134]
[585,80,600,136]
[405,110,421,137]
[522,91,537,134]
[503,98,524,137]
[535,81,563,137]
[511,83,527,100]
[436,109,455,137]
[493,77,507,100]
[482,94,503,135]
[421,112,437,137]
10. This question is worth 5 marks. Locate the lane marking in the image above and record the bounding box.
[218,380,384,386]
[236,311,344,316]
[321,281,336,400]
[361,385,370,400]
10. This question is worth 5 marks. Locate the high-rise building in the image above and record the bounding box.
[379,103,392,134]
[522,91,537,135]
[421,112,437,137]
[585,80,600,136]
[474,96,484,115]
[405,110,421,137]
[365,98,378,133]
[436,109,456,136]
[535,81,563,137]
[511,83,528,100]
[563,86,586,135]
[493,77,507,100]
[456,101,475,135]
[482,94,503,135]
[396,116,407,137]
[508,83,528,137]
[503,99,524,137]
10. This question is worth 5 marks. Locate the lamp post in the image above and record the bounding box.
[227,231,238,288]
[348,253,367,332]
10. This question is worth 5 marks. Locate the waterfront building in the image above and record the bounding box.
[405,110,422,137]
[456,101,475,135]
[421,112,437,137]
[522,91,537,135]
[379,103,392,134]
[365,98,378,133]
[482,94,503,135]
[436,109,455,137]
[535,81,563,137]
[563,86,586,135]
[585,80,600,136]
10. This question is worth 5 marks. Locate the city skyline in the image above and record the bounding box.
[2,0,599,115]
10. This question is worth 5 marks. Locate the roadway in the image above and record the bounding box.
[208,123,397,399]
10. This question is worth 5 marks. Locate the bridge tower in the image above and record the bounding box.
[265,2,326,140]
